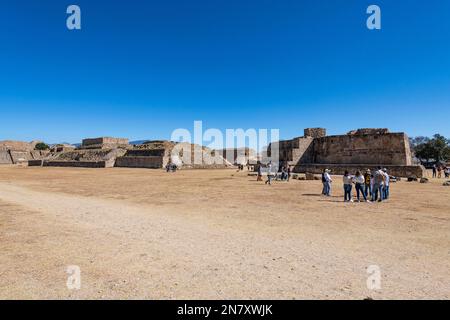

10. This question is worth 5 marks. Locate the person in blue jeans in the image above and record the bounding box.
[372,167,385,202]
[321,169,327,195]
[354,171,368,202]
[343,171,353,202]
[382,168,390,200]
[364,169,372,200]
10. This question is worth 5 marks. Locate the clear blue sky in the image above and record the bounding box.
[1,0,449,144]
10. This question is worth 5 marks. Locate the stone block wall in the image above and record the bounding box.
[0,150,13,164]
[115,156,166,169]
[217,148,257,165]
[9,151,31,163]
[304,128,327,138]
[43,160,107,168]
[124,149,167,157]
[0,150,48,165]
[0,140,38,152]
[28,160,44,166]
[347,128,390,135]
[273,136,314,167]
[81,137,129,149]
[312,132,412,165]
[262,128,421,175]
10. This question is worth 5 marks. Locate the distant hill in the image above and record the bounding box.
[50,141,154,148]
[130,140,149,145]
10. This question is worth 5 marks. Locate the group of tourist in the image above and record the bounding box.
[277,166,291,181]
[432,164,450,179]
[322,167,390,203]
[256,163,392,203]
[165,163,178,172]
[256,162,292,185]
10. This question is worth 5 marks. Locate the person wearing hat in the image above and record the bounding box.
[364,169,372,200]
[343,170,353,202]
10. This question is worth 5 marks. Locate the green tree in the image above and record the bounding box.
[431,134,450,162]
[412,134,450,162]
[34,142,50,151]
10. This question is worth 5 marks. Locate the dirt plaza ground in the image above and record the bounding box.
[0,166,449,299]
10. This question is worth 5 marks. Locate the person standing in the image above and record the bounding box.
[265,161,273,185]
[382,168,390,200]
[432,164,437,178]
[364,169,372,200]
[257,164,263,181]
[343,171,353,202]
[372,167,385,202]
[438,165,442,178]
[354,171,368,202]
[321,169,327,195]
[324,169,332,196]
[281,167,288,181]
[287,166,291,181]
[370,173,375,200]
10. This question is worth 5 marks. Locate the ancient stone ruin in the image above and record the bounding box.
[215,148,258,165]
[49,144,76,153]
[115,141,172,169]
[29,137,129,168]
[116,141,233,169]
[13,128,426,176]
[27,137,233,169]
[80,137,129,150]
[0,140,48,165]
[268,128,425,178]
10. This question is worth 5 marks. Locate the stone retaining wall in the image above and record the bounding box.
[124,149,167,157]
[43,161,107,168]
[312,133,412,165]
[9,151,30,163]
[115,156,165,169]
[81,137,129,149]
[0,150,13,164]
[28,160,44,166]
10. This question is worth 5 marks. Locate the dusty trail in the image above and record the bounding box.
[0,168,449,299]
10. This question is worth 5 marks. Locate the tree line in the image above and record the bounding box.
[410,134,450,163]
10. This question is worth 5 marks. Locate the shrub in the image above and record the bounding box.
[35,142,50,150]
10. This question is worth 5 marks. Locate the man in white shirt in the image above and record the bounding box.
[354,171,368,202]
[372,167,385,202]
[382,168,390,200]
[324,169,332,196]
